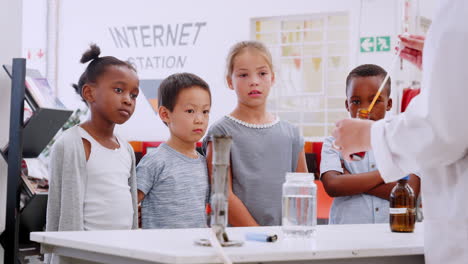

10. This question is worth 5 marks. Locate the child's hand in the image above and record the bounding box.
[332,119,373,162]
[137,190,145,228]
[138,203,142,228]
[398,34,425,70]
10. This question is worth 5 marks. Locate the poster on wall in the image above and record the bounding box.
[57,1,227,141]
[107,22,207,115]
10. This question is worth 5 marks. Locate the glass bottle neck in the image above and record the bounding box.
[397,179,408,185]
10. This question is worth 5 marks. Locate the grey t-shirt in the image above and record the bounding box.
[136,143,209,229]
[204,116,304,226]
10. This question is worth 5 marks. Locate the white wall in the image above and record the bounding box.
[420,0,438,19]
[21,0,47,76]
[356,0,400,109]
[357,0,399,64]
[0,0,23,237]
[20,0,437,142]
[54,0,382,141]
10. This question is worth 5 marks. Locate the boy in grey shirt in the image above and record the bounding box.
[137,73,211,229]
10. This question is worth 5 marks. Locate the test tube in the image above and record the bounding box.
[350,108,370,161]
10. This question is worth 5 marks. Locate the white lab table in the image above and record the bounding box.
[31,223,424,264]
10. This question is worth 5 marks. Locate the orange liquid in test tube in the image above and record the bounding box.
[350,109,370,161]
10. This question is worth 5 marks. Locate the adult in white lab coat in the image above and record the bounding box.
[332,1,468,263]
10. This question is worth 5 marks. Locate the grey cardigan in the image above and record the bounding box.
[44,125,138,264]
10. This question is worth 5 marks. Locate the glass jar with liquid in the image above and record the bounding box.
[390,175,416,232]
[282,173,317,238]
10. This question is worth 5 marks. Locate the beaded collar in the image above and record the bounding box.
[226,115,280,129]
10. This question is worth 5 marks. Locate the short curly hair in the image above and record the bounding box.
[345,64,391,97]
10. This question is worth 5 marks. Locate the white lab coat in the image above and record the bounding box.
[370,1,468,263]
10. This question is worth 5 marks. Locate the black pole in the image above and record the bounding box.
[3,58,26,264]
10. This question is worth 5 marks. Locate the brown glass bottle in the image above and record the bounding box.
[390,176,416,232]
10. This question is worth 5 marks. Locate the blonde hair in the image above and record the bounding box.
[225,41,274,80]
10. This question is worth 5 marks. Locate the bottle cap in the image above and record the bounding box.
[285,172,315,182]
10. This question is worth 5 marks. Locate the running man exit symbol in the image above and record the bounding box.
[360,37,374,52]
[376,36,391,52]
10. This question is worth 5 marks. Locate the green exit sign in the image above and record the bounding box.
[376,36,391,51]
[360,36,391,53]
[360,37,374,52]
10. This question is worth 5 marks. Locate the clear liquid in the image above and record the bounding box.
[282,194,316,238]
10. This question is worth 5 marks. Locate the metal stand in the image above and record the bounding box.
[0,59,72,263]
[195,135,243,248]
[0,58,26,264]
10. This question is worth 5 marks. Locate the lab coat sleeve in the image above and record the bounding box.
[371,12,468,182]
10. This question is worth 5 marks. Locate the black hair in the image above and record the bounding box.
[72,44,137,102]
[158,73,211,125]
[345,64,391,97]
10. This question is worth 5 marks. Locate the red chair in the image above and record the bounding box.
[142,141,164,155]
[304,141,323,175]
[305,141,333,224]
[315,179,333,224]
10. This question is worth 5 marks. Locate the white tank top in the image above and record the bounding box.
[79,127,134,231]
